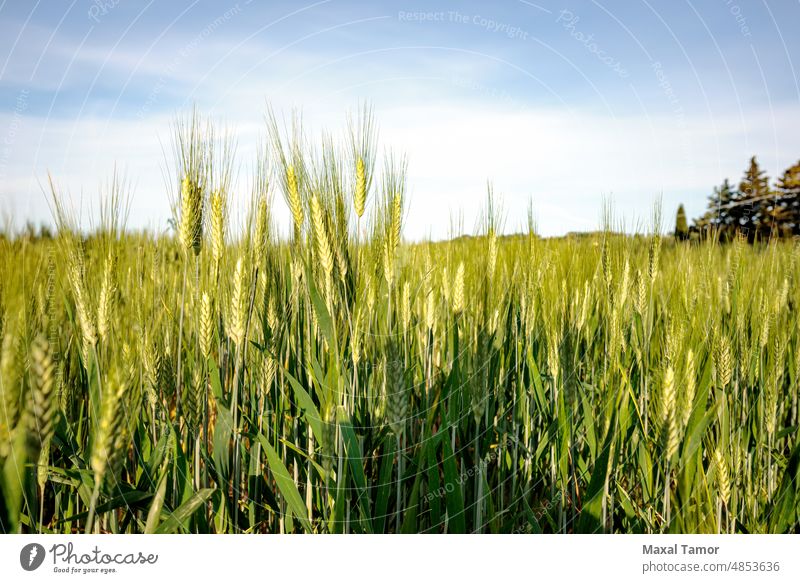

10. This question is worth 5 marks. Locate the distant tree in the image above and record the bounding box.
[674,204,689,240]
[774,160,800,237]
[694,178,736,240]
[738,156,771,240]
[693,157,800,242]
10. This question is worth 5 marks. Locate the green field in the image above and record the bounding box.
[1,114,799,534]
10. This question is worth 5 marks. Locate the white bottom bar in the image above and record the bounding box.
[1,535,797,582]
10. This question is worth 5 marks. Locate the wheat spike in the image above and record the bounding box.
[634,269,647,315]
[29,335,56,450]
[661,365,679,460]
[185,366,202,430]
[310,195,334,278]
[547,330,560,389]
[401,281,411,332]
[601,236,612,291]
[391,191,402,252]
[91,378,126,488]
[386,343,407,437]
[648,232,661,283]
[354,157,367,218]
[618,258,630,309]
[209,189,226,269]
[383,238,394,288]
[286,165,304,239]
[714,333,732,389]
[765,375,777,439]
[452,262,465,315]
[179,174,203,256]
[262,351,276,396]
[229,257,247,347]
[351,308,363,367]
[68,251,97,359]
[97,254,115,344]
[758,295,770,349]
[200,292,213,360]
[253,194,269,262]
[713,449,731,505]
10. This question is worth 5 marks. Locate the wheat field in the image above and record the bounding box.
[0,111,798,534]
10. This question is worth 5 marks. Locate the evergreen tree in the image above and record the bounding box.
[775,160,800,236]
[674,204,689,240]
[738,156,771,239]
[694,178,736,239]
[693,156,799,242]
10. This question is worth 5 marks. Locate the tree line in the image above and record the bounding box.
[675,156,800,241]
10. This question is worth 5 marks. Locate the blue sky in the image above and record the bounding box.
[1,0,799,238]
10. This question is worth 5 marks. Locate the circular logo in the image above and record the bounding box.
[20,543,46,571]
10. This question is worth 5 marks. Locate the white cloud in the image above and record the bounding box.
[1,73,798,238]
